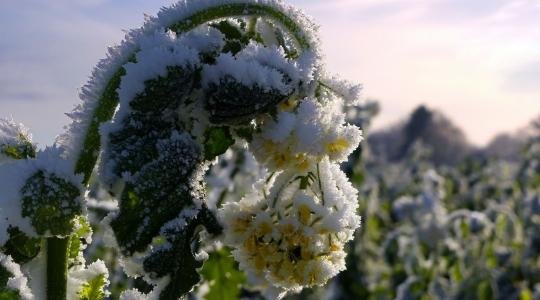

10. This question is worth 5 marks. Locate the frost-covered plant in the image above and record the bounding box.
[0,1,364,299]
[326,125,540,300]
[0,119,35,163]
[220,158,360,298]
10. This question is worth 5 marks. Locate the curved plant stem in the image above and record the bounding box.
[247,16,258,36]
[169,4,313,50]
[46,237,69,300]
[74,67,127,185]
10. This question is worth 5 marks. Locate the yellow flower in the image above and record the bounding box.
[278,97,299,112]
[253,255,267,272]
[317,227,330,234]
[262,140,275,152]
[326,138,349,155]
[293,260,308,284]
[258,221,273,236]
[294,153,310,172]
[301,246,312,261]
[307,264,321,285]
[276,258,294,278]
[243,233,258,253]
[280,223,296,237]
[233,215,253,234]
[298,204,312,225]
[273,151,292,169]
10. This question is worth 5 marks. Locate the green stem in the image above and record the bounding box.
[47,237,69,300]
[247,16,258,36]
[317,162,325,206]
[170,4,313,50]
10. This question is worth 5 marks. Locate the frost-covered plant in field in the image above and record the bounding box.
[0,1,364,299]
[322,123,540,300]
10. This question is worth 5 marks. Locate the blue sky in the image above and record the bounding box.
[1,0,539,146]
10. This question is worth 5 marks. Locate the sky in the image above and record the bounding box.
[0,0,539,147]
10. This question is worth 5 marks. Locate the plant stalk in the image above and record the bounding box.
[47,237,69,300]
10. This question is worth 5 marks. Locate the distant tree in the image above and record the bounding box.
[483,134,524,161]
[398,105,433,159]
[369,105,471,165]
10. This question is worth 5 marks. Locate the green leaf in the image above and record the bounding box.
[476,281,493,300]
[1,145,32,161]
[102,62,222,298]
[1,227,41,264]
[233,126,254,142]
[200,248,246,300]
[142,206,222,300]
[204,127,235,161]
[0,265,11,288]
[110,134,204,255]
[485,244,497,268]
[520,289,533,300]
[20,170,82,236]
[0,133,35,161]
[367,217,383,242]
[106,66,197,182]
[69,217,92,265]
[102,63,223,299]
[210,20,243,40]
[390,264,407,290]
[204,78,292,125]
[210,20,261,55]
[274,26,298,59]
[103,65,202,255]
[0,288,20,299]
[495,214,508,238]
[0,265,20,300]
[450,264,462,282]
[74,58,134,185]
[78,274,107,300]
[459,220,470,239]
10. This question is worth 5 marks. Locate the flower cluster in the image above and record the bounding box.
[218,58,363,297]
[251,97,362,172]
[220,159,361,298]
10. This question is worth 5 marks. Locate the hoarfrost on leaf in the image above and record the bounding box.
[0,118,35,164]
[0,253,34,300]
